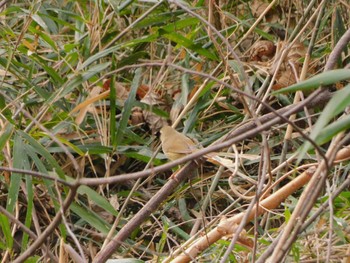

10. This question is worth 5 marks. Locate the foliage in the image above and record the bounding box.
[0,0,350,262]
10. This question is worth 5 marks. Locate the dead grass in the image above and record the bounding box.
[1,0,350,262]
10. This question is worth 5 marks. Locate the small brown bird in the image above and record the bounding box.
[160,126,200,161]
[160,126,235,168]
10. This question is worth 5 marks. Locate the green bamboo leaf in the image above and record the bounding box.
[78,186,118,217]
[55,136,85,156]
[0,214,12,249]
[32,14,49,32]
[122,34,159,48]
[49,62,111,102]
[161,216,190,240]
[36,30,58,51]
[0,95,14,122]
[161,31,218,60]
[272,69,350,94]
[20,139,116,219]
[24,144,57,201]
[109,0,134,13]
[7,135,26,213]
[46,144,113,154]
[70,202,110,234]
[0,57,51,100]
[22,165,33,251]
[333,7,347,68]
[118,51,149,67]
[38,7,58,34]
[0,123,14,151]
[124,150,164,164]
[162,17,200,32]
[30,54,63,85]
[110,64,117,148]
[79,46,120,69]
[116,68,142,145]
[17,131,66,179]
[298,84,350,161]
[315,115,350,145]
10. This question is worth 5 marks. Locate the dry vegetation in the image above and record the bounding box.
[1,0,350,262]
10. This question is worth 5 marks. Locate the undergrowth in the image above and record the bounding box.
[1,0,350,262]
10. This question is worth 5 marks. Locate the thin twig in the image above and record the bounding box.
[0,166,74,187]
[12,185,79,263]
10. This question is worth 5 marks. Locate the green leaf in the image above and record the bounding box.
[134,101,169,118]
[7,135,25,213]
[32,14,49,32]
[228,60,247,84]
[58,62,111,99]
[55,136,85,156]
[161,31,218,60]
[118,51,149,67]
[78,186,118,217]
[134,10,185,28]
[17,131,66,179]
[0,95,14,122]
[109,0,134,13]
[30,55,63,85]
[122,34,158,48]
[24,144,58,205]
[272,69,350,94]
[22,165,34,251]
[298,84,350,161]
[124,150,164,165]
[333,7,347,68]
[162,17,200,32]
[79,46,120,69]
[38,7,58,34]
[70,202,110,234]
[161,216,189,240]
[47,144,113,154]
[315,115,350,145]
[23,256,41,263]
[0,123,14,151]
[0,214,12,250]
[116,68,142,145]
[110,63,117,148]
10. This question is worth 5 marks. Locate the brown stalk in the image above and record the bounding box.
[267,27,350,261]
[169,168,315,263]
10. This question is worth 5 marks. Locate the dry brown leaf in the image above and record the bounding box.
[272,41,307,90]
[249,40,276,61]
[136,84,151,99]
[251,0,270,17]
[139,87,168,131]
[170,90,183,124]
[103,79,129,105]
[130,107,144,126]
[71,81,130,125]
[72,86,104,125]
[109,194,120,211]
[251,0,279,26]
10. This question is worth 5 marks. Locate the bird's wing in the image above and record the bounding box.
[170,136,198,154]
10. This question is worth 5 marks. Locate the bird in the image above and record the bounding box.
[160,126,200,161]
[160,126,235,168]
